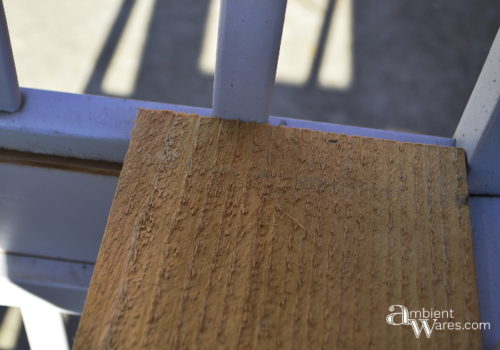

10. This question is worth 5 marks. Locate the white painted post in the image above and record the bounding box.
[212,0,287,123]
[0,0,21,112]
[454,28,500,195]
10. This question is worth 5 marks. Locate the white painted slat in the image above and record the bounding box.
[454,28,500,195]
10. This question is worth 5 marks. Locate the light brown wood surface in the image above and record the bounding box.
[74,110,482,349]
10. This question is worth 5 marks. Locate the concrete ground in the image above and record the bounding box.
[4,0,500,137]
[0,0,498,349]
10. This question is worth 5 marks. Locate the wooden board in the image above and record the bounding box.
[74,110,482,349]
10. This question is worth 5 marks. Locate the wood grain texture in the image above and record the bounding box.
[74,110,482,349]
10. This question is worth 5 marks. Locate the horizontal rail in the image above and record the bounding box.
[0,89,454,164]
[0,252,92,314]
[0,88,211,163]
[268,117,454,147]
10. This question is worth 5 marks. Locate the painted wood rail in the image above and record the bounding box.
[74,110,482,349]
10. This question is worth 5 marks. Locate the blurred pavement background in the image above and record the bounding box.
[4,0,500,136]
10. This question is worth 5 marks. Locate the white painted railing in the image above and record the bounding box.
[0,0,499,348]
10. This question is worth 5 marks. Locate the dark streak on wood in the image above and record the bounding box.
[0,148,122,177]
